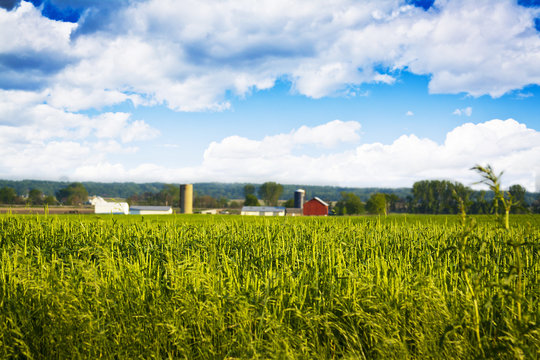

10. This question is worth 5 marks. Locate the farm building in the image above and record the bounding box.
[90,196,129,215]
[285,208,302,216]
[303,197,329,216]
[241,206,285,216]
[129,206,173,215]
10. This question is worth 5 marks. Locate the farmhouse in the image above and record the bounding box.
[241,206,285,216]
[90,196,129,215]
[303,197,329,216]
[129,206,173,215]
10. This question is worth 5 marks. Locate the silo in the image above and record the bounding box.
[180,184,193,214]
[294,189,305,209]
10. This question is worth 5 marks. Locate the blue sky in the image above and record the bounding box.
[1,0,539,190]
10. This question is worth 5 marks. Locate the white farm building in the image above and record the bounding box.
[90,196,129,215]
[240,206,286,216]
[129,206,173,215]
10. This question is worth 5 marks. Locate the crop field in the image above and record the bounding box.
[0,214,539,359]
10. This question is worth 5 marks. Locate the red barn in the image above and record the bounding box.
[303,197,329,216]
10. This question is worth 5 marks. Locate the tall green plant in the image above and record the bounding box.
[471,164,517,229]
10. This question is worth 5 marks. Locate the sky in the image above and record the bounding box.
[1,0,540,191]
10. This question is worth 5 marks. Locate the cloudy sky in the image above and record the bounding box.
[1,0,539,190]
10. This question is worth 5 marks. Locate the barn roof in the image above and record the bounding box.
[307,197,329,206]
[241,206,285,212]
[130,206,171,211]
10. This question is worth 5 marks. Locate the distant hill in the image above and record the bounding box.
[0,179,411,202]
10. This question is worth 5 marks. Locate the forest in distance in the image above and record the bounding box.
[0,180,540,215]
[0,179,414,202]
[1,178,539,203]
[1,178,540,215]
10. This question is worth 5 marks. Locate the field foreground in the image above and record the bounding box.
[0,214,539,359]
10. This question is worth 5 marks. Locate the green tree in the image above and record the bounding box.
[412,180,471,214]
[56,183,88,205]
[283,199,295,208]
[470,190,489,214]
[28,188,43,205]
[366,193,387,215]
[0,187,18,204]
[385,194,399,212]
[244,194,260,206]
[160,184,179,206]
[509,184,527,213]
[228,200,243,209]
[217,197,229,208]
[258,182,283,206]
[532,195,540,214]
[244,184,255,197]
[43,195,57,205]
[194,195,219,209]
[335,192,364,215]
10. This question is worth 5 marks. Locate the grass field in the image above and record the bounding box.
[0,214,539,359]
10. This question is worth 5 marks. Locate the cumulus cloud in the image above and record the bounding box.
[453,107,472,116]
[0,87,159,179]
[406,110,414,116]
[1,0,540,111]
[204,120,361,160]
[199,118,540,190]
[11,118,538,191]
[0,2,76,90]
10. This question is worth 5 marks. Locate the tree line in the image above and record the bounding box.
[0,182,88,206]
[1,177,539,214]
[0,179,412,202]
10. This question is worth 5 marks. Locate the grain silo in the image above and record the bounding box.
[294,189,305,209]
[180,184,193,214]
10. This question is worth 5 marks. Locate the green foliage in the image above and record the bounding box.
[43,195,57,205]
[27,189,43,205]
[55,183,89,205]
[194,195,220,208]
[0,187,19,204]
[471,164,518,229]
[258,182,283,206]
[533,195,540,214]
[243,184,255,196]
[509,184,527,214]
[161,184,179,206]
[412,180,472,214]
[366,193,387,215]
[283,199,295,208]
[469,190,490,214]
[243,194,259,206]
[334,192,364,215]
[0,214,538,358]
[0,179,537,212]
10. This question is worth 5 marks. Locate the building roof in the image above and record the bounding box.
[130,206,171,211]
[307,197,329,207]
[241,206,286,212]
[285,208,302,214]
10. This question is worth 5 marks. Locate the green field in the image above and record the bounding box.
[1,214,538,359]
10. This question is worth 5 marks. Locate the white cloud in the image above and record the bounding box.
[198,118,540,190]
[204,120,361,160]
[2,0,540,112]
[16,118,538,191]
[94,112,160,143]
[453,107,472,116]
[0,89,159,180]
[0,2,75,54]
[406,110,414,116]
